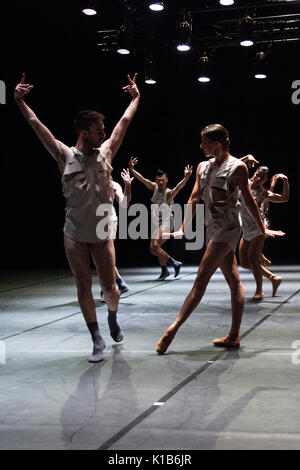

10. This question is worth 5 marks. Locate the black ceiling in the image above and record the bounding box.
[98,0,300,53]
[2,1,300,55]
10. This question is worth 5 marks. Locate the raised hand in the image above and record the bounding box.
[14,73,34,100]
[122,73,140,99]
[245,154,259,169]
[273,173,288,182]
[184,164,193,180]
[121,168,134,185]
[129,156,138,170]
[264,229,286,238]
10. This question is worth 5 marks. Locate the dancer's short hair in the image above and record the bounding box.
[73,110,105,134]
[155,169,168,178]
[201,124,230,150]
[257,165,269,174]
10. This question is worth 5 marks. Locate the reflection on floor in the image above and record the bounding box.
[0,265,300,450]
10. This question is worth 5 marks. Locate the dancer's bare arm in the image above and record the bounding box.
[168,165,193,200]
[231,163,284,238]
[168,163,203,237]
[232,163,265,233]
[240,154,259,169]
[113,170,133,208]
[14,73,67,171]
[128,157,155,190]
[105,74,140,161]
[120,169,133,207]
[266,174,290,203]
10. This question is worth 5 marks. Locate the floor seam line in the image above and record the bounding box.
[97,287,300,450]
[0,271,198,341]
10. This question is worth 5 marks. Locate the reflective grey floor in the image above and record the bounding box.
[0,265,299,450]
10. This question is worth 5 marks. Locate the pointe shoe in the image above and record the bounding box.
[213,334,240,349]
[252,291,264,301]
[271,276,282,296]
[156,321,180,354]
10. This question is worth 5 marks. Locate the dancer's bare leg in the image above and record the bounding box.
[115,267,120,281]
[219,251,244,339]
[150,227,182,279]
[260,264,282,296]
[90,239,119,310]
[239,236,265,300]
[239,237,250,270]
[156,241,232,353]
[260,252,271,267]
[64,234,96,323]
[64,234,105,362]
[247,235,265,300]
[99,264,129,303]
[90,240,123,343]
[150,237,169,266]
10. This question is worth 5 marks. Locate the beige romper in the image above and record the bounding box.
[199,156,242,252]
[62,142,118,243]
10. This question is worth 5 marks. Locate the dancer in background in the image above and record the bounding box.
[239,156,289,300]
[129,157,193,280]
[15,72,140,363]
[100,168,133,303]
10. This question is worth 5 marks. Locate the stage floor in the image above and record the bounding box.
[0,265,300,450]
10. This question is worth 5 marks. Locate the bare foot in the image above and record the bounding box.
[253,291,264,301]
[272,276,282,296]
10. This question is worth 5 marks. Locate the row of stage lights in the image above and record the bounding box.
[82,1,236,15]
[144,51,268,85]
[82,1,268,83]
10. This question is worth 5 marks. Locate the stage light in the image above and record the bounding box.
[82,8,97,15]
[148,2,165,12]
[198,77,211,83]
[117,26,131,55]
[145,57,157,85]
[177,44,191,52]
[117,48,130,55]
[220,0,234,5]
[176,15,192,52]
[82,1,97,15]
[197,54,211,83]
[254,51,268,79]
[239,16,254,47]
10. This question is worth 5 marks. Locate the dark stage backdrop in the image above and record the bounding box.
[0,2,299,269]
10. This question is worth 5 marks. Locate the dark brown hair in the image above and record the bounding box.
[201,124,230,150]
[73,110,105,134]
[155,169,168,178]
